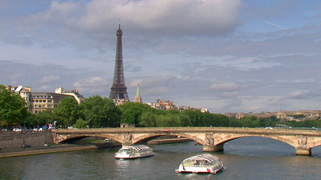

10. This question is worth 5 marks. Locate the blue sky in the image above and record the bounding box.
[1,0,321,113]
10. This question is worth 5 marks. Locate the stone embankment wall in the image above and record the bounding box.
[0,131,53,149]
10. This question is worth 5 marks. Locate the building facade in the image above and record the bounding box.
[31,92,71,114]
[6,85,84,114]
[7,85,33,112]
[55,87,85,104]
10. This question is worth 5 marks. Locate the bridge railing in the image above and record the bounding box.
[51,127,321,136]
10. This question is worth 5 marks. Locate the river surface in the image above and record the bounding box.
[1,137,321,180]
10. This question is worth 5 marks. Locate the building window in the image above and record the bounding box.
[48,105,52,108]
[48,100,52,103]
[43,100,46,103]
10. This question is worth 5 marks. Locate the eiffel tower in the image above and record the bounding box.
[109,24,130,102]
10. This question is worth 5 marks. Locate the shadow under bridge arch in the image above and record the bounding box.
[55,134,123,144]
[131,133,203,145]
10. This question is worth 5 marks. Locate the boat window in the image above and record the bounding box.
[119,149,131,154]
[195,160,208,166]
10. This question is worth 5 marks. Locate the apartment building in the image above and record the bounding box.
[31,92,71,114]
[6,85,85,114]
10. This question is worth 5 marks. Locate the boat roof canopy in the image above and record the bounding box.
[183,154,220,163]
[122,145,151,151]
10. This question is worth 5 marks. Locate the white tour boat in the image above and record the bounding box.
[175,154,224,174]
[115,145,155,159]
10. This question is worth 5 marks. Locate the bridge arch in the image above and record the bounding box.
[214,134,297,148]
[55,134,123,144]
[132,133,203,145]
[308,141,321,149]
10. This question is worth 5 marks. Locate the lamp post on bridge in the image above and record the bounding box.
[22,118,26,148]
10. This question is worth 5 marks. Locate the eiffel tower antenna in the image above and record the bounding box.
[109,24,130,102]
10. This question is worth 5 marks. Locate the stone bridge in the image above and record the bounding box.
[51,127,321,155]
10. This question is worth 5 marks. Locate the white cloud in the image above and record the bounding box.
[130,79,143,87]
[82,0,241,35]
[210,82,239,91]
[73,77,108,95]
[39,85,50,91]
[22,0,241,38]
[145,87,169,96]
[222,91,238,98]
[40,75,60,84]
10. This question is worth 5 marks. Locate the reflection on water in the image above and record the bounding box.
[1,137,321,180]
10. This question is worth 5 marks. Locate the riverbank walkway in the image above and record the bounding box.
[0,144,97,158]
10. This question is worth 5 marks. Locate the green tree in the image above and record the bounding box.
[229,118,241,127]
[202,112,214,126]
[180,109,202,127]
[25,113,36,128]
[34,110,54,128]
[179,114,192,127]
[240,116,258,127]
[118,102,155,126]
[219,114,230,126]
[166,109,180,115]
[139,111,157,127]
[0,84,28,129]
[53,96,80,128]
[80,96,120,128]
[73,118,89,129]
[166,114,181,127]
[157,113,181,127]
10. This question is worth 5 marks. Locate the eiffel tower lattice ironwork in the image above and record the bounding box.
[109,24,130,101]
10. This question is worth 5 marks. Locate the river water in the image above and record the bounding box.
[1,137,321,180]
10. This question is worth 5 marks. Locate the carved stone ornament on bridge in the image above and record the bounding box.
[56,134,63,141]
[297,135,308,146]
[205,133,214,146]
[124,133,132,141]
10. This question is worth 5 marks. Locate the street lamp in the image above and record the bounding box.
[22,118,26,148]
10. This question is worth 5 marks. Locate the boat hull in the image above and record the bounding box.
[175,154,224,174]
[175,165,223,174]
[115,153,155,159]
[114,145,155,159]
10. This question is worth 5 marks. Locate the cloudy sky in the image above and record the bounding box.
[1,0,321,113]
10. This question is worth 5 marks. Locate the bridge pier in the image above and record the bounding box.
[122,142,132,147]
[296,147,311,156]
[203,144,224,152]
